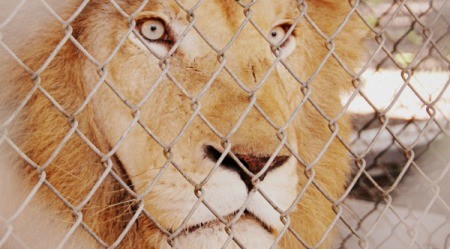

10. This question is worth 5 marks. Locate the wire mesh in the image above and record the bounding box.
[0,0,449,248]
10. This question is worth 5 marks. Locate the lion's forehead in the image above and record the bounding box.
[138,0,296,28]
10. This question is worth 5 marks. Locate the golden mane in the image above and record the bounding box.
[1,1,364,248]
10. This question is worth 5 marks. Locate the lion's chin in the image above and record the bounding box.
[179,210,275,235]
[162,215,276,249]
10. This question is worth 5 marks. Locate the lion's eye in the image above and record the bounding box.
[131,16,174,57]
[268,24,296,58]
[268,26,286,46]
[139,19,167,42]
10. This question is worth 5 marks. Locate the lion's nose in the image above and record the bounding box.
[204,145,290,190]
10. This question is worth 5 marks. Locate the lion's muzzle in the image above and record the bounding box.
[204,145,291,190]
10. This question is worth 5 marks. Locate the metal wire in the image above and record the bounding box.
[0,0,449,248]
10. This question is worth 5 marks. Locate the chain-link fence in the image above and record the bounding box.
[0,0,449,248]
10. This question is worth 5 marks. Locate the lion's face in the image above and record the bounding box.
[79,0,320,247]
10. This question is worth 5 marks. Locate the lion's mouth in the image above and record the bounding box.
[172,210,275,235]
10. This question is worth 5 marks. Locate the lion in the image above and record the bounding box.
[0,0,364,248]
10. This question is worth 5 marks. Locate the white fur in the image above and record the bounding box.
[161,157,299,231]
[161,218,276,249]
